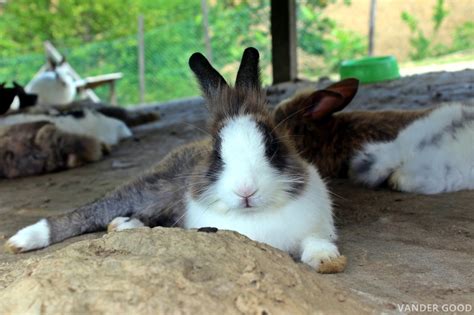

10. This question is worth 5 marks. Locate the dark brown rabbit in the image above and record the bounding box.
[0,121,104,179]
[0,82,17,115]
[273,79,432,177]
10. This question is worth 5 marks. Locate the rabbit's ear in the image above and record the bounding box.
[324,78,359,106]
[12,81,25,93]
[305,79,359,120]
[0,82,5,89]
[235,47,261,90]
[189,52,228,98]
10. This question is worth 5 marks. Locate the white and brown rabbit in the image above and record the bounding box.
[5,48,346,273]
[350,103,474,194]
[273,79,431,177]
[0,108,132,146]
[0,121,104,179]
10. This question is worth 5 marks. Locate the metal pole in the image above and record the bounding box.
[138,15,146,104]
[201,0,213,62]
[368,0,377,56]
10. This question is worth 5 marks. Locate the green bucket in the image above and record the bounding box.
[339,56,400,84]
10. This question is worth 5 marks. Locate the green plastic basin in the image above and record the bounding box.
[339,56,400,84]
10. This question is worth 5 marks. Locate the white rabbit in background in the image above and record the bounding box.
[350,104,474,194]
[26,58,77,106]
[0,109,132,146]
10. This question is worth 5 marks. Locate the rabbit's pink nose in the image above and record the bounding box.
[234,187,258,199]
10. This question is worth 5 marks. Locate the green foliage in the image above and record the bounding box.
[401,0,450,60]
[0,0,140,56]
[452,22,474,51]
[297,0,366,77]
[323,28,367,71]
[432,0,449,32]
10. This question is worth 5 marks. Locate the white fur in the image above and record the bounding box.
[216,116,288,209]
[351,104,474,194]
[300,237,340,269]
[108,217,145,232]
[185,116,337,264]
[6,219,50,252]
[26,66,76,106]
[0,109,132,146]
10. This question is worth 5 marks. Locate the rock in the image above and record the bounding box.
[0,228,377,314]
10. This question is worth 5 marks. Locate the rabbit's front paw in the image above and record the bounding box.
[107,217,144,233]
[5,219,50,254]
[301,237,347,273]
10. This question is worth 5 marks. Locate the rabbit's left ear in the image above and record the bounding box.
[304,78,359,120]
[235,47,261,90]
[189,52,228,98]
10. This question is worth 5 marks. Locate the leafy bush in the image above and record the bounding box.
[401,0,450,60]
[452,22,474,52]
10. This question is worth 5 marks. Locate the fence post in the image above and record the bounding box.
[368,0,377,56]
[201,0,213,62]
[138,15,146,104]
[271,0,297,84]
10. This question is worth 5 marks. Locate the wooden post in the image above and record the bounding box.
[271,0,297,84]
[368,0,377,56]
[138,15,146,104]
[200,0,213,62]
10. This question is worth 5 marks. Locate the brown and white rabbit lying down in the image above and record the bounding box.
[6,48,346,273]
[0,121,104,179]
[274,79,474,194]
[0,108,132,178]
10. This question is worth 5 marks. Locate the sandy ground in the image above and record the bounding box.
[1,69,473,311]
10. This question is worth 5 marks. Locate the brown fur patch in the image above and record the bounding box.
[0,121,103,178]
[274,92,432,177]
[317,255,347,274]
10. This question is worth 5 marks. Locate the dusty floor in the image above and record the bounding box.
[1,70,473,311]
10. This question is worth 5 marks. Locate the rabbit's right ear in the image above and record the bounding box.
[189,52,228,98]
[13,81,25,94]
[304,78,359,120]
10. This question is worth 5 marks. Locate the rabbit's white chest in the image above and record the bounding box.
[184,167,335,253]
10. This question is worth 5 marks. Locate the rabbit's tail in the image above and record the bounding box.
[349,141,402,187]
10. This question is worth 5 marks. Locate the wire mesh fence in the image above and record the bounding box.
[0,2,274,106]
[2,1,470,106]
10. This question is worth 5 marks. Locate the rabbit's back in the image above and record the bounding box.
[27,70,76,105]
[351,104,474,193]
[0,121,103,178]
[0,109,131,146]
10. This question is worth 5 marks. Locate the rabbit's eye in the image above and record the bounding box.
[207,136,224,181]
[256,122,287,171]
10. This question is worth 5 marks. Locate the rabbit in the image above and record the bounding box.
[26,58,77,106]
[350,103,474,194]
[5,47,346,274]
[43,100,160,127]
[273,79,432,178]
[0,108,132,146]
[13,81,38,109]
[0,121,104,179]
[0,82,17,115]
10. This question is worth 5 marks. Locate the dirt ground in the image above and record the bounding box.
[0,70,473,311]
